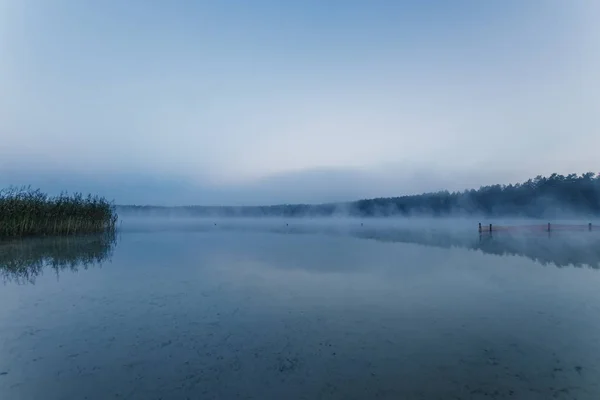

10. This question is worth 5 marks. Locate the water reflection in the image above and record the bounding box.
[0,233,117,284]
[475,232,600,269]
[121,218,600,269]
[1,227,600,399]
[355,228,600,269]
[249,225,599,269]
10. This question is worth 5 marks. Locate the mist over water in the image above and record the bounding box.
[120,216,600,269]
[2,219,600,399]
[3,0,600,397]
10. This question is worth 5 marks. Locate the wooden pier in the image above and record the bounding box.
[479,222,593,233]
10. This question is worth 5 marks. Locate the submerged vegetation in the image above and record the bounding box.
[120,172,600,218]
[0,186,118,238]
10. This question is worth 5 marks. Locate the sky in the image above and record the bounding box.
[1,0,599,205]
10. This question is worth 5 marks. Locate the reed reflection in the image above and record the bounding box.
[0,232,117,284]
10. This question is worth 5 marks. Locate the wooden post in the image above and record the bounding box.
[547,222,551,232]
[590,222,593,231]
[478,223,482,233]
[489,223,492,233]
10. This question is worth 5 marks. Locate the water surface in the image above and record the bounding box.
[1,220,600,399]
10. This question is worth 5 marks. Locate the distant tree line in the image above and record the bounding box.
[352,172,600,217]
[118,173,600,218]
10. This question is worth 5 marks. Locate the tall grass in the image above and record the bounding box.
[0,186,118,238]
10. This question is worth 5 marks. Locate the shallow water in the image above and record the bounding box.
[2,220,600,399]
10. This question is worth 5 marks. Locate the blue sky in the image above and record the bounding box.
[1,0,598,205]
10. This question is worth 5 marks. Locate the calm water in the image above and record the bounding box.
[2,220,600,399]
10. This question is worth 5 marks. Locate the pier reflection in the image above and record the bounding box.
[268,224,600,269]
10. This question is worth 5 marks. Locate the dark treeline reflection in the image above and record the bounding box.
[0,233,117,284]
[254,225,600,269]
[352,228,600,269]
[122,219,600,269]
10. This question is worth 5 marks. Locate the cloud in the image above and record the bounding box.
[0,162,536,206]
[1,1,599,204]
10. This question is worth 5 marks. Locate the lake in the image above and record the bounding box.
[2,219,600,399]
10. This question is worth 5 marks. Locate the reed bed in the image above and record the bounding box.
[0,186,118,238]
